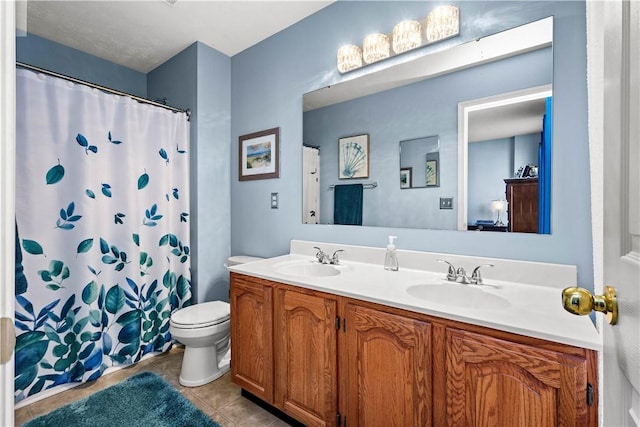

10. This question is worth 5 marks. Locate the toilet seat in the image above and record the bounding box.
[170,301,230,329]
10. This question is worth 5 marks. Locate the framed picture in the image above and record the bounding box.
[426,159,438,186]
[239,127,280,181]
[400,167,412,189]
[338,134,369,179]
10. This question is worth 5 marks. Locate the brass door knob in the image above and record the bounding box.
[562,286,618,325]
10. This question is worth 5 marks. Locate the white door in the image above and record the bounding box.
[302,146,320,224]
[589,0,640,425]
[0,1,16,426]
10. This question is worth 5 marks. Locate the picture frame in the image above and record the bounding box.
[239,127,280,181]
[400,167,412,189]
[338,134,369,179]
[426,159,438,186]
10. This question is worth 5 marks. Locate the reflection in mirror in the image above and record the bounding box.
[303,17,553,232]
[302,146,320,224]
[459,85,552,234]
[399,136,440,189]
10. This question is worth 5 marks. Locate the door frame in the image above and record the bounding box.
[588,0,640,424]
[0,0,16,425]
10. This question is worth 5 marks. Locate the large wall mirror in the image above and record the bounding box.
[303,17,553,233]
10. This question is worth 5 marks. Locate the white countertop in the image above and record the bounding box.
[229,241,601,351]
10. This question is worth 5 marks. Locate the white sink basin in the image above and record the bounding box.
[276,262,341,277]
[406,284,509,310]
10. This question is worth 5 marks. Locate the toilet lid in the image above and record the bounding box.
[171,301,230,328]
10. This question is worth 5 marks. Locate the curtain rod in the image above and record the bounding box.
[16,61,191,119]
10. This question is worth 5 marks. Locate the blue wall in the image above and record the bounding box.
[16,33,147,97]
[194,43,232,303]
[468,133,539,223]
[146,42,232,304]
[468,137,513,223]
[230,1,594,288]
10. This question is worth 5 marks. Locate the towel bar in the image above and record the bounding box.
[329,182,377,190]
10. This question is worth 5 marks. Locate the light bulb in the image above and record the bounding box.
[337,44,363,73]
[392,20,422,54]
[363,33,390,64]
[425,5,460,44]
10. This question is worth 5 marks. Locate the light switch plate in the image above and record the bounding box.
[440,197,453,209]
[271,192,278,209]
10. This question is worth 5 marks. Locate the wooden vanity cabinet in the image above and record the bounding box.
[229,274,274,402]
[274,287,338,427]
[446,328,594,426]
[230,273,598,427]
[342,302,432,427]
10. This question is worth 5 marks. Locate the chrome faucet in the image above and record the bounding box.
[329,250,344,265]
[314,247,343,265]
[470,264,494,285]
[313,247,329,264]
[437,259,494,285]
[437,259,458,281]
[455,267,472,284]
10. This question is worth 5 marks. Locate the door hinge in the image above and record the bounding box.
[1,317,16,365]
[335,316,340,330]
[586,382,594,406]
[336,412,341,426]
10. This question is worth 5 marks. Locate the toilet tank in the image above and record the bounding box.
[227,255,264,267]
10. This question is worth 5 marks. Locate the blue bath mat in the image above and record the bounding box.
[22,371,222,427]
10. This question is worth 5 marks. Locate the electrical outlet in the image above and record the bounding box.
[271,192,278,209]
[440,197,453,209]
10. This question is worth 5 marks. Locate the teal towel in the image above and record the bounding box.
[334,184,363,225]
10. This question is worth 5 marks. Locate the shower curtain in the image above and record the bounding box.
[13,68,192,402]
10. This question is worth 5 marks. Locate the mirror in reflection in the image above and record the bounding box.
[399,135,440,189]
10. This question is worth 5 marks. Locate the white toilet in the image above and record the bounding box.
[169,255,263,387]
[169,300,231,387]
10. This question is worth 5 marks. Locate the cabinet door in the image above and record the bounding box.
[344,303,432,427]
[275,289,337,427]
[446,328,590,426]
[230,274,274,402]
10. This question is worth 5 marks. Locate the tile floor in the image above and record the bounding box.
[14,346,292,427]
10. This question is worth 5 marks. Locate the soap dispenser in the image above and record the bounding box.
[384,235,399,271]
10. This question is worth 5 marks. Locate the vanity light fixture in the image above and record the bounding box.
[337,44,363,73]
[491,199,507,225]
[336,4,460,73]
[363,33,390,64]
[392,20,422,54]
[425,5,460,43]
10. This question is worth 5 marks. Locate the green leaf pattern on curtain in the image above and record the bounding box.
[14,68,191,403]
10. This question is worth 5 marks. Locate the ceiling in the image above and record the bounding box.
[468,98,546,143]
[16,0,334,73]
